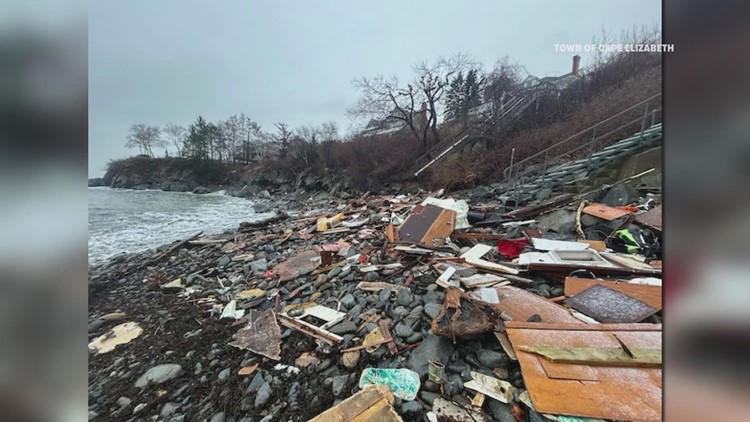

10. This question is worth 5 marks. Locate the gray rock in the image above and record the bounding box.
[160,402,179,417]
[329,319,357,335]
[378,288,392,304]
[209,412,226,422]
[405,332,423,344]
[255,382,272,408]
[331,374,349,397]
[135,364,183,388]
[424,303,441,319]
[394,323,413,338]
[217,368,230,383]
[419,391,439,405]
[340,293,356,309]
[400,400,422,415]
[477,350,508,368]
[407,334,454,378]
[287,381,301,405]
[248,372,265,393]
[218,255,231,267]
[250,258,268,273]
[132,403,147,414]
[364,271,379,281]
[396,288,411,306]
[116,396,131,408]
[443,374,463,396]
[487,400,517,422]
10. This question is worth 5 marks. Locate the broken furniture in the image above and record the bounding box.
[397,204,456,247]
[277,303,346,345]
[506,321,662,421]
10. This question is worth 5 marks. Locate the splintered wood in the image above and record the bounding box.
[506,322,662,422]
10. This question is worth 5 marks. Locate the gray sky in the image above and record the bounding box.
[89,0,660,177]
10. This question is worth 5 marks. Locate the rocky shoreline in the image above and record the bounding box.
[88,183,663,421]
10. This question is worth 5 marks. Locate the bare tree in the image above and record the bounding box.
[319,121,339,142]
[163,123,186,157]
[273,122,293,157]
[125,124,164,157]
[350,54,470,148]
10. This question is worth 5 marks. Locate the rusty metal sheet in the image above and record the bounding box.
[397,204,455,247]
[565,277,662,310]
[506,322,661,422]
[228,310,281,360]
[634,204,662,232]
[582,203,633,221]
[566,284,658,323]
[274,249,321,282]
[492,286,582,324]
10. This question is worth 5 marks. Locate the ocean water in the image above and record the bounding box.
[88,187,272,264]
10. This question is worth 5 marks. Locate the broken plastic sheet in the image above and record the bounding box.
[421,197,470,229]
[464,371,514,403]
[358,368,420,401]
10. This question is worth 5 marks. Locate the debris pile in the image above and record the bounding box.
[89,180,662,421]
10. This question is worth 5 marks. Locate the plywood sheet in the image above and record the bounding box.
[564,277,662,310]
[583,203,632,221]
[492,286,581,324]
[506,322,661,422]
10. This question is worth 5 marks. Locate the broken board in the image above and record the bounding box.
[582,203,633,221]
[506,321,662,422]
[397,204,455,247]
[492,286,582,324]
[228,310,282,360]
[308,385,402,422]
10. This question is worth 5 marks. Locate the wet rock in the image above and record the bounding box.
[400,400,422,416]
[218,255,231,267]
[364,271,379,281]
[209,412,226,422]
[160,402,180,417]
[408,334,454,378]
[424,303,441,319]
[341,350,360,369]
[287,382,301,405]
[135,364,183,388]
[444,374,464,396]
[329,319,356,335]
[419,391,439,405]
[250,258,268,273]
[477,350,508,368]
[340,293,355,309]
[331,374,349,397]
[255,382,272,408]
[116,396,131,408]
[247,372,265,393]
[217,368,230,383]
[394,323,413,338]
[487,400,517,422]
[405,332,423,344]
[422,380,440,392]
[396,289,411,306]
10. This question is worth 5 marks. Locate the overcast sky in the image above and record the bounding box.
[88,0,660,177]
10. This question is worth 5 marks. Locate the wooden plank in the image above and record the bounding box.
[461,244,519,275]
[564,277,662,310]
[506,323,662,421]
[491,286,582,324]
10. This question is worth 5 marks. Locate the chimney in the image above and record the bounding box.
[572,55,581,75]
